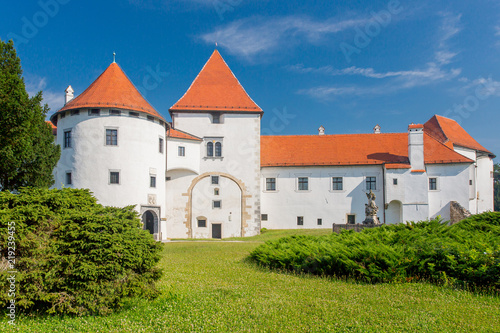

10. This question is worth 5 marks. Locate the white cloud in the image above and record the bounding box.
[201,16,372,60]
[25,75,64,115]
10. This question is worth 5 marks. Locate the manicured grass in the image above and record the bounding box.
[2,229,500,332]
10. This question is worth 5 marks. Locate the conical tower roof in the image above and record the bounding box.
[170,50,262,113]
[54,62,163,119]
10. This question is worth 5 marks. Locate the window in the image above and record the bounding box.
[469,180,473,185]
[64,130,72,148]
[298,177,309,191]
[215,142,222,157]
[178,146,185,156]
[332,177,343,191]
[71,110,80,116]
[347,214,356,224]
[89,108,100,116]
[110,171,120,184]
[207,142,213,157]
[106,129,118,146]
[211,176,219,185]
[129,111,139,117]
[110,109,121,116]
[266,178,276,191]
[261,214,268,221]
[147,115,155,122]
[214,188,219,195]
[317,218,322,226]
[429,178,437,191]
[150,176,156,188]
[393,178,398,185]
[60,112,65,119]
[159,138,164,153]
[65,172,72,185]
[366,177,376,190]
[213,200,221,209]
[212,113,220,124]
[297,216,304,226]
[198,219,207,228]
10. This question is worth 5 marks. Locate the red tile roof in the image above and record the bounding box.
[46,120,57,135]
[53,62,163,120]
[169,50,262,113]
[166,128,202,141]
[424,115,491,154]
[408,123,423,129]
[261,132,473,167]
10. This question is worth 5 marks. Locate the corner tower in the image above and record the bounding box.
[167,50,262,238]
[50,62,167,241]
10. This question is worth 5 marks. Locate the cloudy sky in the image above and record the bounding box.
[2,0,499,160]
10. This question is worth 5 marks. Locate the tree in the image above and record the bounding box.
[0,39,60,191]
[494,163,499,212]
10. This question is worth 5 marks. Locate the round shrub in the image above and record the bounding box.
[0,188,163,316]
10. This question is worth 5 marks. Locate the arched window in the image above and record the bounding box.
[215,142,222,157]
[207,142,213,157]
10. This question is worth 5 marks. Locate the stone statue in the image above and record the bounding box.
[363,190,380,225]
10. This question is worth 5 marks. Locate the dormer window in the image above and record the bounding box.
[89,109,100,116]
[147,115,155,122]
[211,113,221,124]
[110,109,121,116]
[129,111,139,117]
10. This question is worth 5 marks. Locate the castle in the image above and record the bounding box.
[49,50,495,240]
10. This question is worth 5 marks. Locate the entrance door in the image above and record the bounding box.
[212,224,222,239]
[143,211,155,235]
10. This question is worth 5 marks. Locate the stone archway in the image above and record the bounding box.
[183,172,250,238]
[140,207,160,240]
[386,200,402,224]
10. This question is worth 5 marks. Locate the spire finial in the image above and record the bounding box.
[215,42,218,49]
[113,51,116,63]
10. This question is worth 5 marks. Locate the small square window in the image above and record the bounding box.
[332,177,343,190]
[298,177,308,191]
[469,180,473,185]
[212,113,220,124]
[429,178,437,191]
[366,177,376,190]
[147,115,155,122]
[106,129,118,146]
[66,172,72,185]
[297,216,304,225]
[64,130,71,148]
[71,110,80,116]
[110,171,120,184]
[129,111,139,117]
[150,175,156,188]
[178,146,185,156]
[198,219,207,228]
[393,178,398,185]
[317,218,322,226]
[347,214,356,225]
[214,188,219,195]
[211,176,219,185]
[89,109,100,116]
[159,138,164,154]
[266,178,276,191]
[261,214,268,221]
[110,109,121,116]
[213,200,221,209]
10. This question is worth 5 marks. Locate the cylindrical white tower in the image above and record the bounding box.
[50,62,167,241]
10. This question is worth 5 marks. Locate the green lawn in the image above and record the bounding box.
[3,229,500,332]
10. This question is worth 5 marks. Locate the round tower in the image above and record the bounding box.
[50,62,167,241]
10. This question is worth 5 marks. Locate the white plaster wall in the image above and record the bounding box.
[427,163,470,221]
[166,138,201,174]
[172,112,261,236]
[385,169,407,204]
[260,165,384,229]
[454,146,476,161]
[476,155,494,212]
[165,169,196,238]
[54,109,167,239]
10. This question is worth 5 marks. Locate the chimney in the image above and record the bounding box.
[65,85,74,105]
[318,126,325,135]
[408,123,425,171]
[373,124,381,134]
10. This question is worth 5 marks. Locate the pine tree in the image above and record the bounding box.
[0,39,60,191]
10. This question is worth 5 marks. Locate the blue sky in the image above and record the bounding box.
[2,0,499,160]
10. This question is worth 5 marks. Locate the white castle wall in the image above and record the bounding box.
[54,109,167,240]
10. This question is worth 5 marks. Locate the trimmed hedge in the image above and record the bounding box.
[250,212,500,292]
[0,188,163,316]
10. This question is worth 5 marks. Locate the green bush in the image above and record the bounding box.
[0,188,163,316]
[250,212,500,293]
